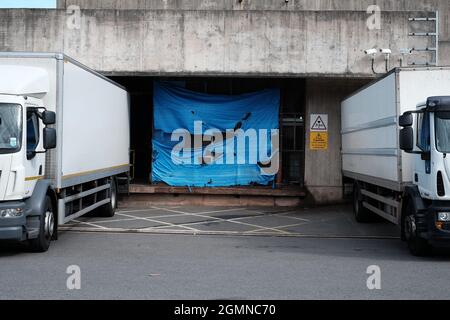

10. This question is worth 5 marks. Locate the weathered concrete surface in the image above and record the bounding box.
[57,0,450,40]
[56,0,446,14]
[1,9,446,76]
[304,78,369,204]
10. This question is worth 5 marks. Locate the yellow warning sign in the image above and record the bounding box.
[310,132,328,150]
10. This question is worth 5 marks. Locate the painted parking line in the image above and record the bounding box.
[117,212,200,232]
[149,206,248,215]
[70,219,109,230]
[59,205,400,239]
[116,212,209,221]
[89,209,306,231]
[242,209,311,222]
[150,206,290,234]
[75,217,141,224]
[71,214,187,225]
[167,219,288,234]
[118,208,159,214]
[67,207,314,236]
[230,213,311,223]
[245,222,309,234]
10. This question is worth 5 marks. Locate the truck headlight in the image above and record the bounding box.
[0,208,23,218]
[437,212,450,222]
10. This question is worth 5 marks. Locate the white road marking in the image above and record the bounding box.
[229,213,310,223]
[67,207,312,236]
[150,206,289,234]
[117,212,199,232]
[117,208,160,214]
[196,208,249,214]
[80,217,140,224]
[71,219,108,230]
[246,222,309,233]
[241,209,311,222]
[117,212,195,220]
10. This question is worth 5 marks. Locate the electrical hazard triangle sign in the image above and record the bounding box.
[311,114,328,131]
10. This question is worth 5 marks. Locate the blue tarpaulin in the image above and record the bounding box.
[152,81,280,187]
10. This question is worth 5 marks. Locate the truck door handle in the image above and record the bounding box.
[39,165,42,176]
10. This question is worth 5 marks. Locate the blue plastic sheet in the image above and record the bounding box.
[152,81,280,187]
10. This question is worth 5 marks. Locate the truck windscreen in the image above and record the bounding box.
[0,104,22,153]
[435,112,450,153]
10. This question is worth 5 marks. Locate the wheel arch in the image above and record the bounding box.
[353,180,363,201]
[401,185,426,240]
[24,180,58,240]
[46,186,58,240]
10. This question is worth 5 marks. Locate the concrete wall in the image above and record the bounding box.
[57,0,449,43]
[56,0,446,13]
[55,0,450,68]
[304,78,368,203]
[1,9,446,76]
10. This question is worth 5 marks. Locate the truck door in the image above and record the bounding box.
[415,111,434,197]
[24,107,45,197]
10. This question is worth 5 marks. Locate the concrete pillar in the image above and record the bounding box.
[304,78,369,204]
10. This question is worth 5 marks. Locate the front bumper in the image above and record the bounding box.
[418,202,450,248]
[0,226,24,240]
[0,201,27,241]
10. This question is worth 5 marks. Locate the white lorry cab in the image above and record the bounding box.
[0,52,130,252]
[342,68,450,256]
[398,96,450,254]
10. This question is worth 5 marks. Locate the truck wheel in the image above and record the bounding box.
[403,202,431,256]
[353,183,373,223]
[99,178,117,218]
[29,196,54,253]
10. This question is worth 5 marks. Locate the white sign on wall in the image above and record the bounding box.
[310,114,328,132]
[310,114,329,150]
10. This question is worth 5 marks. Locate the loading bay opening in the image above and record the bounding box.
[110,76,307,189]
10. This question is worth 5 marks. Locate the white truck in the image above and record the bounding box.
[0,52,130,252]
[342,67,450,256]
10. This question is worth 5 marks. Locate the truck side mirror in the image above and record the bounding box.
[400,127,414,152]
[43,128,57,150]
[42,111,56,125]
[399,113,413,127]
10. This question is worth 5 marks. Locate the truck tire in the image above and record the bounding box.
[403,201,431,256]
[353,183,374,223]
[99,178,117,218]
[29,196,55,253]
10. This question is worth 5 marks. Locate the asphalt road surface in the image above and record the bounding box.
[1,231,450,300]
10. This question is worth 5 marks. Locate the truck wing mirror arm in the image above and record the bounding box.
[27,151,37,160]
[421,152,431,161]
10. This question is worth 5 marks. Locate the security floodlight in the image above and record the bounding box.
[364,49,379,74]
[364,48,378,56]
[380,48,392,72]
[399,48,413,67]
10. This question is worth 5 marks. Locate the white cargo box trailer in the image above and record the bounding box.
[0,52,130,252]
[342,67,450,255]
